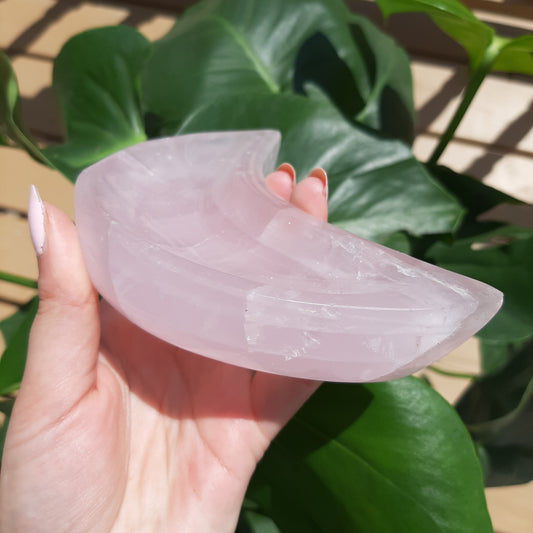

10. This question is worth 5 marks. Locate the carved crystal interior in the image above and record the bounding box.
[74,131,502,382]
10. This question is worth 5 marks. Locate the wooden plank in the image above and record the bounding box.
[0,146,74,216]
[421,337,480,404]
[0,214,38,306]
[348,0,533,66]
[0,145,71,325]
[16,1,129,57]
[110,0,194,12]
[413,134,533,204]
[486,482,533,533]
[465,0,533,22]
[2,0,175,57]
[132,11,175,41]
[412,59,533,156]
[475,9,533,33]
[0,0,56,52]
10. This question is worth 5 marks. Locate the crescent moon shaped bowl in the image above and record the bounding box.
[74,130,503,382]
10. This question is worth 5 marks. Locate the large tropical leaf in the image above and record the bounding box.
[179,91,462,241]
[427,226,533,343]
[142,0,414,142]
[426,164,522,238]
[0,297,39,396]
[492,35,533,77]
[42,26,152,181]
[457,340,533,486]
[376,0,533,75]
[247,378,493,532]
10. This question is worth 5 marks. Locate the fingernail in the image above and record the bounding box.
[309,168,328,200]
[276,163,296,185]
[28,185,46,256]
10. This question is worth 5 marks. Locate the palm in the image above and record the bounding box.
[0,168,327,532]
[3,303,317,533]
[97,304,317,531]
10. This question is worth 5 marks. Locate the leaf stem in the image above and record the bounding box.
[0,271,37,289]
[428,365,477,380]
[428,38,505,165]
[9,123,54,168]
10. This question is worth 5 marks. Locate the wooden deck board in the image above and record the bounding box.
[414,134,533,202]
[412,60,533,155]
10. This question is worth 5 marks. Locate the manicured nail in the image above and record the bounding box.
[28,185,45,255]
[308,168,328,200]
[276,163,296,185]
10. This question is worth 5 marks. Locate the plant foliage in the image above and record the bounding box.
[2,0,533,530]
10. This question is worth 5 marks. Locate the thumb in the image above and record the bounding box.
[18,186,100,415]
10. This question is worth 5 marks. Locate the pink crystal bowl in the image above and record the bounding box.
[74,130,503,382]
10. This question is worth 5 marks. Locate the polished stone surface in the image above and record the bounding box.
[74,131,502,382]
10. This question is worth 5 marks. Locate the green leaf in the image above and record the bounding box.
[0,51,52,166]
[378,231,411,254]
[42,26,152,181]
[247,378,493,532]
[236,509,281,533]
[479,338,524,375]
[179,91,462,241]
[427,164,522,238]
[0,408,11,465]
[142,0,414,142]
[427,226,533,343]
[0,297,38,395]
[297,14,415,143]
[375,0,533,77]
[456,340,533,486]
[458,339,533,424]
[375,0,493,70]
[0,299,36,346]
[350,14,414,143]
[492,35,533,76]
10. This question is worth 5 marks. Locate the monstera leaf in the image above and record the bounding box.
[179,91,462,241]
[376,0,533,75]
[42,26,152,180]
[143,0,414,143]
[428,226,533,344]
[246,378,493,532]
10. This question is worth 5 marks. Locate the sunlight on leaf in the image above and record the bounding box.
[42,26,152,181]
[143,0,414,142]
[248,378,492,532]
[179,91,462,241]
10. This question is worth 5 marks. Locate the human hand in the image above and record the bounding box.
[0,165,328,533]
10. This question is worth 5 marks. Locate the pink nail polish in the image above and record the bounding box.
[276,163,296,185]
[28,185,45,255]
[309,168,328,200]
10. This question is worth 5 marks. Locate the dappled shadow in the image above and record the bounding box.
[19,87,63,142]
[120,5,158,29]
[465,100,533,180]
[5,0,82,56]
[416,66,466,131]
[293,32,365,119]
